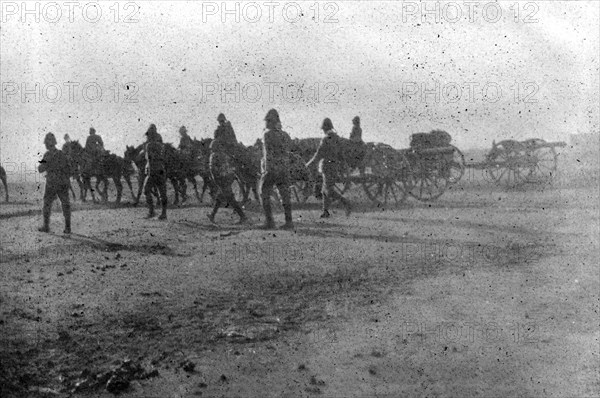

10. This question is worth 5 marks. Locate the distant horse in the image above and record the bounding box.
[61,141,84,200]
[65,141,134,203]
[0,165,8,202]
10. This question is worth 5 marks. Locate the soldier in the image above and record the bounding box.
[85,127,104,154]
[215,113,237,147]
[38,133,71,234]
[259,109,294,230]
[349,116,362,142]
[143,124,168,220]
[207,117,247,224]
[306,118,352,218]
[178,126,193,153]
[347,115,367,170]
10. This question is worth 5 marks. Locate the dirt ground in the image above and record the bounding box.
[1,163,598,397]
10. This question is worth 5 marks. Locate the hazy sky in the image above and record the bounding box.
[1,1,599,169]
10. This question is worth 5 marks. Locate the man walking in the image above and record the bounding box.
[207,115,247,224]
[143,124,168,220]
[38,133,71,234]
[306,118,352,218]
[259,109,294,230]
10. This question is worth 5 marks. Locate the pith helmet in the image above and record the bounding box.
[265,109,280,123]
[321,118,334,131]
[44,132,57,146]
[217,113,226,122]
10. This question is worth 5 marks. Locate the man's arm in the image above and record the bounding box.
[38,152,48,173]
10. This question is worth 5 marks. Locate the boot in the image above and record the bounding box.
[261,194,275,229]
[39,205,51,232]
[158,199,167,220]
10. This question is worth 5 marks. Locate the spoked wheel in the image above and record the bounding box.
[408,159,449,201]
[486,150,529,187]
[525,146,558,183]
[361,146,412,206]
[447,146,466,185]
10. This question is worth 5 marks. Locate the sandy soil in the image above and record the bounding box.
[0,167,598,397]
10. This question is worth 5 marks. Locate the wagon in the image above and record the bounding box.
[467,138,566,187]
[287,139,413,207]
[288,131,466,206]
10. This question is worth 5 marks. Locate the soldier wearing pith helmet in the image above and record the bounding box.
[259,108,294,229]
[38,132,72,234]
[306,117,352,218]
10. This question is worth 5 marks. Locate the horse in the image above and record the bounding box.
[189,138,217,203]
[61,141,85,200]
[0,165,8,202]
[64,141,135,203]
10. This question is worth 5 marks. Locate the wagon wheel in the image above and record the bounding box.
[362,149,411,206]
[525,146,557,183]
[408,157,449,201]
[447,145,466,185]
[486,149,529,187]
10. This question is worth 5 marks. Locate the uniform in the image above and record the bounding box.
[38,134,71,233]
[143,128,168,219]
[179,134,193,152]
[307,119,352,218]
[85,133,104,153]
[207,133,246,224]
[259,109,293,229]
[350,125,362,142]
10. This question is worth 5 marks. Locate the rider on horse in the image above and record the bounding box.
[84,127,106,172]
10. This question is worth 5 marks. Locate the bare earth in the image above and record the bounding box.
[1,168,598,397]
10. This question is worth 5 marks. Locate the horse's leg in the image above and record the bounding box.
[190,176,201,202]
[124,175,135,202]
[114,176,123,204]
[170,178,179,205]
[135,172,145,206]
[76,175,84,201]
[199,176,209,203]
[1,176,8,202]
[104,177,111,202]
[69,181,77,200]
[180,176,188,204]
[95,179,103,202]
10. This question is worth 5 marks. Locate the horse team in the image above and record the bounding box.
[21,109,367,233]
